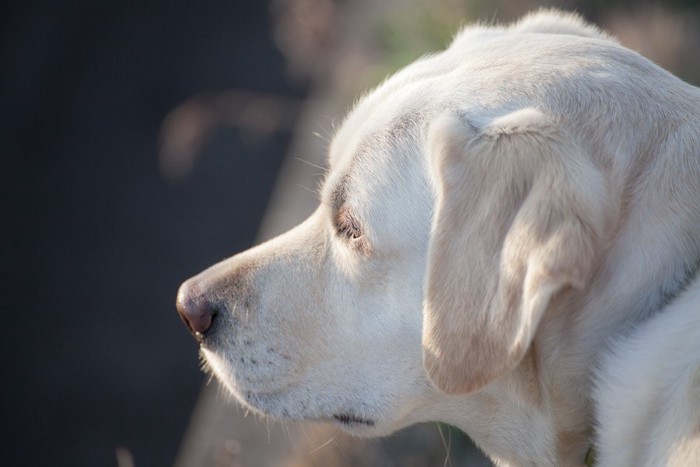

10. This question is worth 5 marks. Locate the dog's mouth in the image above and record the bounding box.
[333,412,375,427]
[200,347,386,433]
[237,388,378,430]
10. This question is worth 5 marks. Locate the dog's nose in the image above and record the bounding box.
[176,280,216,338]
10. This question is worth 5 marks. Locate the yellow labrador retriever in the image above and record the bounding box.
[177,10,700,466]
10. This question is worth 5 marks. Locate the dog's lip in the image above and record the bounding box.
[199,348,380,427]
[332,412,375,426]
[238,391,378,427]
[236,388,377,426]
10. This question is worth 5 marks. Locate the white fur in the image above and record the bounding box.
[595,275,700,467]
[179,10,700,466]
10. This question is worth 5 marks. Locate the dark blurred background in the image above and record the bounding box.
[2,1,305,465]
[3,1,699,466]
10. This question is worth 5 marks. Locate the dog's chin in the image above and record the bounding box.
[200,348,400,437]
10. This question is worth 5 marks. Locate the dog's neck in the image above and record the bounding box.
[599,125,700,329]
[656,256,700,310]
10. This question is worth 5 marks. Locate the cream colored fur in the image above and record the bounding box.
[178,10,700,466]
[595,275,700,466]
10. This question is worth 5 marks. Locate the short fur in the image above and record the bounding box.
[178,10,700,466]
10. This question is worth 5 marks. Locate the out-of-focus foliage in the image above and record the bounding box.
[272,0,700,95]
[370,2,471,82]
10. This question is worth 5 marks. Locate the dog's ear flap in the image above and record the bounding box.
[423,108,607,394]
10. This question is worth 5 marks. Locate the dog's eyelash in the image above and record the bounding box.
[336,211,362,240]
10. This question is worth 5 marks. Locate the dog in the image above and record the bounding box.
[177,10,700,466]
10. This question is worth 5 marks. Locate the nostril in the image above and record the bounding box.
[176,281,217,339]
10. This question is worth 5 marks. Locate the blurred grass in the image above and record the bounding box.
[343,0,700,95]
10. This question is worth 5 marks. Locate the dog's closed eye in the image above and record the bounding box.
[335,209,362,240]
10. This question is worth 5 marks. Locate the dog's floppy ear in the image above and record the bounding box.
[423,108,607,394]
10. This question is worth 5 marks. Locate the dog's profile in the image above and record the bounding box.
[177,10,700,466]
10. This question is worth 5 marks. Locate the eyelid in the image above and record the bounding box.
[335,209,362,239]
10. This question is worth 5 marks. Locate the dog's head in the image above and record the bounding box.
[177,11,611,436]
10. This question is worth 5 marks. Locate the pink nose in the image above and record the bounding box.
[176,280,216,338]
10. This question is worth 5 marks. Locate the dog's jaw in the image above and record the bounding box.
[201,344,428,437]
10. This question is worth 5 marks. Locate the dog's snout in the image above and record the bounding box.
[176,280,217,338]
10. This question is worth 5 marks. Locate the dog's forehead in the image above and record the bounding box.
[324,87,437,208]
[330,109,420,170]
[327,45,456,171]
[323,113,425,208]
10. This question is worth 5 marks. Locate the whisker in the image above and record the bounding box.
[297,422,313,446]
[330,435,350,461]
[437,423,453,467]
[297,184,321,201]
[298,422,312,445]
[294,157,328,172]
[309,433,338,454]
[312,131,331,144]
[282,421,292,444]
